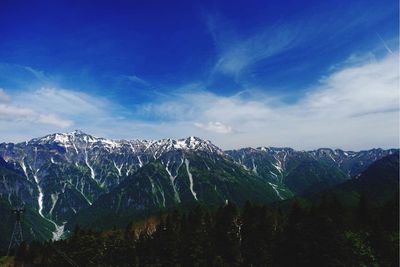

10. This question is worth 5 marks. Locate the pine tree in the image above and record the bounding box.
[214,202,241,266]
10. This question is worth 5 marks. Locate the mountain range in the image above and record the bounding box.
[0,130,397,249]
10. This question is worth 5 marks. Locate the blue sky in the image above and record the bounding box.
[0,0,398,150]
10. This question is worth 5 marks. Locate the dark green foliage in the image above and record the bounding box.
[284,159,348,194]
[0,196,54,253]
[213,202,241,266]
[6,154,399,266]
[241,201,275,266]
[11,193,399,266]
[307,153,400,208]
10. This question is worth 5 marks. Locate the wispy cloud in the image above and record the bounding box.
[205,4,396,82]
[0,100,73,129]
[0,52,398,150]
[0,63,59,91]
[14,87,109,117]
[215,29,297,77]
[195,121,233,134]
[23,66,49,83]
[125,75,150,87]
[137,52,399,150]
[0,88,107,140]
[376,33,394,55]
[208,16,299,77]
[0,86,163,142]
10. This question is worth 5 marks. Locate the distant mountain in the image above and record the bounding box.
[280,153,400,212]
[322,153,399,207]
[0,130,397,246]
[226,147,397,195]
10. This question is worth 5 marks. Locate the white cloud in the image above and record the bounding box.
[0,53,398,151]
[203,13,296,77]
[194,121,233,134]
[0,88,81,129]
[206,7,396,80]
[0,103,73,128]
[0,87,162,142]
[0,87,110,138]
[137,52,399,150]
[218,32,295,76]
[14,87,109,116]
[210,23,298,77]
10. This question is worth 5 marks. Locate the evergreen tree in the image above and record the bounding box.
[356,193,371,229]
[214,202,241,266]
[11,195,399,267]
[241,201,275,266]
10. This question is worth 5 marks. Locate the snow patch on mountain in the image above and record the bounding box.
[184,159,198,201]
[252,158,257,174]
[49,192,59,215]
[84,148,96,182]
[165,160,181,203]
[113,161,123,177]
[52,222,65,241]
[268,182,284,200]
[137,156,143,168]
[33,170,44,217]
[19,159,28,179]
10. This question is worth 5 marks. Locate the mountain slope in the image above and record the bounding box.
[0,163,56,252]
[0,130,397,240]
[284,159,348,194]
[226,147,397,196]
[68,150,280,229]
[0,132,225,226]
[322,153,399,207]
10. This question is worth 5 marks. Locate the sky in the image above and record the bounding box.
[0,0,398,150]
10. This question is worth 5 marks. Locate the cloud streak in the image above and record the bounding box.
[0,88,73,128]
[205,4,397,82]
[137,52,399,150]
[208,17,299,77]
[0,52,398,151]
[125,75,150,87]
[0,88,112,140]
[195,121,233,134]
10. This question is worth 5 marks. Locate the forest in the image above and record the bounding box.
[6,193,399,267]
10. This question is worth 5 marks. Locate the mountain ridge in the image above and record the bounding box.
[0,130,397,246]
[2,130,397,153]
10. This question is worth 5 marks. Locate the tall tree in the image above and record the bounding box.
[214,202,241,266]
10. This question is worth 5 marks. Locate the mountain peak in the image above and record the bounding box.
[177,136,220,153]
[23,131,223,156]
[28,130,122,150]
[134,136,223,155]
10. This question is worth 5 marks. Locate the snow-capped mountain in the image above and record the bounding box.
[0,131,224,222]
[0,130,397,241]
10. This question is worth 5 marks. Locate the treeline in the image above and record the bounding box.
[12,195,399,266]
